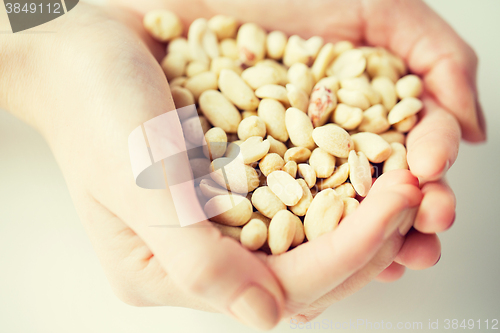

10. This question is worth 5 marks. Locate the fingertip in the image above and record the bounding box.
[408,143,450,182]
[375,262,406,282]
[395,230,441,270]
[414,181,456,233]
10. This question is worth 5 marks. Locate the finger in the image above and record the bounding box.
[394,229,441,270]
[414,179,456,234]
[375,262,406,283]
[406,96,461,182]
[267,171,422,313]
[364,0,486,142]
[290,230,406,322]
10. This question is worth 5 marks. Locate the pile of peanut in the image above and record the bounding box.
[144,10,423,255]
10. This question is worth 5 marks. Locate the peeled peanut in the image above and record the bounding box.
[340,77,381,105]
[168,37,190,59]
[371,76,397,110]
[259,153,285,177]
[208,15,238,40]
[290,179,313,217]
[255,85,290,107]
[308,86,338,127]
[337,89,370,110]
[267,135,288,157]
[203,127,228,160]
[286,84,309,113]
[351,132,392,163]
[199,89,241,133]
[210,221,242,241]
[258,98,289,142]
[171,86,195,110]
[240,219,268,251]
[383,142,408,173]
[267,170,304,206]
[219,38,239,60]
[200,178,230,198]
[309,148,336,178]
[284,147,312,163]
[393,114,418,133]
[255,60,289,85]
[283,161,298,178]
[379,130,406,145]
[327,49,366,80]
[342,197,359,218]
[237,23,267,66]
[205,194,252,226]
[304,189,344,241]
[210,157,259,193]
[358,104,390,134]
[185,71,218,101]
[288,63,314,95]
[312,124,353,158]
[285,107,316,150]
[396,74,423,99]
[335,182,356,199]
[210,57,242,76]
[242,66,280,89]
[297,163,317,188]
[202,29,220,60]
[188,18,210,64]
[366,51,400,82]
[239,136,270,164]
[334,40,355,56]
[237,116,266,141]
[161,53,188,81]
[268,210,298,255]
[218,69,260,111]
[317,163,350,190]
[388,97,423,124]
[251,186,286,218]
[332,104,363,130]
[348,150,372,197]
[311,43,335,82]
[170,76,187,88]
[266,31,288,60]
[283,35,323,67]
[314,76,340,94]
[291,217,305,247]
[143,10,182,42]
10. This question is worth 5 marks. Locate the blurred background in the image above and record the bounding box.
[1,0,499,332]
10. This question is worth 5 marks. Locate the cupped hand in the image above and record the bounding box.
[5,0,482,328]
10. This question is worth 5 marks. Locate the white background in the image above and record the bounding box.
[1,0,499,332]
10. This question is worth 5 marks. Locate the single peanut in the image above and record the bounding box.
[311,43,335,82]
[283,161,298,178]
[199,89,241,133]
[304,189,344,241]
[341,197,359,219]
[286,83,309,113]
[383,142,408,173]
[393,114,418,133]
[379,130,406,145]
[284,147,312,163]
[188,18,210,64]
[171,86,195,111]
[268,210,298,255]
[351,132,392,163]
[335,182,356,199]
[358,104,390,134]
[259,153,285,177]
[266,31,288,60]
[210,157,259,193]
[309,148,336,178]
[237,116,267,141]
[143,10,182,42]
[257,98,289,142]
[185,71,218,101]
[239,136,271,164]
[332,103,364,130]
[218,69,260,111]
[388,97,423,125]
[312,124,353,158]
[241,66,280,90]
[255,85,290,107]
[327,49,366,80]
[237,23,267,66]
[337,88,371,110]
[203,127,228,160]
[219,38,239,60]
[205,194,252,226]
[267,170,304,206]
[208,15,238,40]
[288,63,314,95]
[371,76,397,110]
[267,135,288,157]
[256,60,289,85]
[285,107,316,150]
[348,150,372,197]
[308,86,338,127]
[240,219,268,251]
[251,186,286,218]
[283,35,324,67]
[317,163,350,190]
[290,179,313,217]
[291,216,305,247]
[210,57,242,76]
[297,163,317,188]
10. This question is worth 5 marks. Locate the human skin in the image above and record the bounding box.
[0,0,483,329]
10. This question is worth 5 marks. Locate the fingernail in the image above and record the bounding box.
[434,253,442,266]
[230,285,280,330]
[418,160,449,185]
[384,208,412,239]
